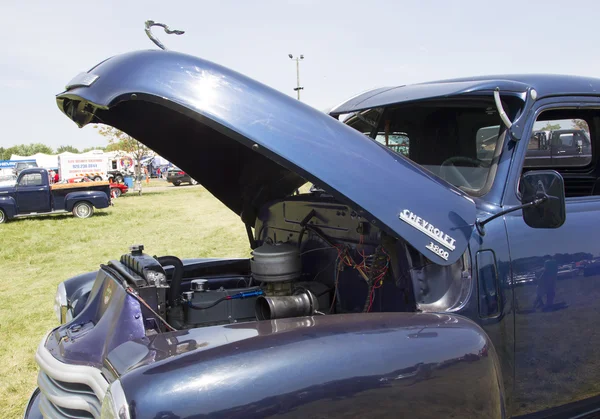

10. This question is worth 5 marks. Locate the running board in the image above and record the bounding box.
[14,210,69,218]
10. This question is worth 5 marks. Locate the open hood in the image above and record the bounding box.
[57,50,475,265]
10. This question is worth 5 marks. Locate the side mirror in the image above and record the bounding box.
[521,170,566,229]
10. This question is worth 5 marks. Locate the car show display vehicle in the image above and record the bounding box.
[166,167,197,186]
[23,44,600,418]
[13,159,38,175]
[0,168,111,223]
[64,177,128,198]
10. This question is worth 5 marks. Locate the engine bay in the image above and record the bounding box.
[104,195,471,334]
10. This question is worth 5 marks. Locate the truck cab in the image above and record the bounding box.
[0,168,111,223]
[334,76,600,416]
[13,160,38,175]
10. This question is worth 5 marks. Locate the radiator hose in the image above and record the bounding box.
[156,255,184,306]
[156,255,185,330]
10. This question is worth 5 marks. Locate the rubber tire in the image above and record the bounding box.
[0,209,6,224]
[72,202,94,219]
[93,176,102,182]
[173,180,181,186]
[190,179,198,185]
[115,175,124,184]
[111,187,122,198]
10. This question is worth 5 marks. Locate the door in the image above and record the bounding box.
[505,104,600,416]
[16,172,50,213]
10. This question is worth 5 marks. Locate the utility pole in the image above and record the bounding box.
[288,54,304,100]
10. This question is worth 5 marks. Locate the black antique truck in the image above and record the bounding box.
[0,168,111,223]
[22,34,600,419]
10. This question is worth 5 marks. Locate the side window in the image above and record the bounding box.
[525,117,592,169]
[374,132,410,156]
[528,132,549,150]
[18,173,43,187]
[476,125,500,163]
[343,109,381,135]
[522,110,596,197]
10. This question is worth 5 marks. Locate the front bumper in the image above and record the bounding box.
[23,331,109,419]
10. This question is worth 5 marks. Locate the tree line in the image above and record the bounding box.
[0,143,107,160]
[0,126,149,161]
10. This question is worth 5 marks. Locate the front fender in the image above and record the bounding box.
[62,271,98,320]
[65,190,110,211]
[117,313,505,418]
[0,195,17,219]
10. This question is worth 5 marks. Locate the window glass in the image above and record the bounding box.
[18,173,43,186]
[525,118,592,168]
[374,133,410,156]
[345,100,516,196]
[343,109,380,135]
[476,125,500,163]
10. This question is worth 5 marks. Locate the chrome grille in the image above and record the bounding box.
[34,333,109,419]
[37,371,100,418]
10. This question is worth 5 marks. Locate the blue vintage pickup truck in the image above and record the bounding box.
[22,48,600,418]
[0,168,110,223]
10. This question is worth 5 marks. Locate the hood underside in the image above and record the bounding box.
[57,50,476,265]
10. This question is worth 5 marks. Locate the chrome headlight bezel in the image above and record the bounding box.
[53,282,69,324]
[100,380,130,419]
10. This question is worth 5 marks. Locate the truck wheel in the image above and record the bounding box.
[111,187,122,198]
[173,180,181,186]
[0,209,5,224]
[115,175,124,184]
[93,176,102,182]
[72,202,94,219]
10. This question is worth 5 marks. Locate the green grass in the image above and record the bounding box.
[0,184,249,418]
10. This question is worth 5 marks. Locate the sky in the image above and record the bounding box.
[2,0,600,150]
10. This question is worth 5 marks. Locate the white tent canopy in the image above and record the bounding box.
[11,150,172,170]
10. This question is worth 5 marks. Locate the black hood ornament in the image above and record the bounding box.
[144,20,185,50]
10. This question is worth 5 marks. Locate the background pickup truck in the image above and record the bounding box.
[0,167,110,223]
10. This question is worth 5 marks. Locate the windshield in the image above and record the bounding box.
[344,98,520,196]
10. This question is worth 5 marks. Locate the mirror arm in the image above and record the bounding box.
[476,195,548,236]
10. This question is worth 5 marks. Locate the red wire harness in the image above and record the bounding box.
[331,243,391,313]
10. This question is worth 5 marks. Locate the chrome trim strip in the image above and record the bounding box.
[35,331,108,416]
[38,394,93,418]
[65,72,99,90]
[37,372,100,417]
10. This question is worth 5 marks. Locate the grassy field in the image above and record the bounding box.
[0,181,249,417]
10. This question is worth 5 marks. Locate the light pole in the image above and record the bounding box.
[288,54,304,100]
